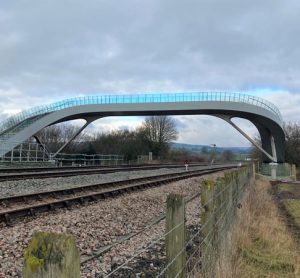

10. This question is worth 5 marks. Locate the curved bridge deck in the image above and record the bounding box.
[0,92,285,162]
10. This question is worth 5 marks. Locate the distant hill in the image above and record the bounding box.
[171,143,251,154]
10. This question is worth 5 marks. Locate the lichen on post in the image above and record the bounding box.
[23,232,80,278]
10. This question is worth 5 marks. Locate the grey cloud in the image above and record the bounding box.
[173,115,253,147]
[0,0,299,147]
[1,0,300,93]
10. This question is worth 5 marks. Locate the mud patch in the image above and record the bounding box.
[273,182,300,244]
[274,183,300,201]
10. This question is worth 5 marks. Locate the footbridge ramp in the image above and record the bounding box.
[0,92,285,162]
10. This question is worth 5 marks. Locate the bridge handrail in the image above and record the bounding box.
[0,92,283,135]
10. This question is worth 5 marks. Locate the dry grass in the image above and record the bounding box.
[215,179,300,278]
[277,182,300,230]
[282,200,300,227]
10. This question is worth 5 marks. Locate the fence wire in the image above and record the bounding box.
[158,165,252,278]
[104,165,253,278]
[105,221,184,277]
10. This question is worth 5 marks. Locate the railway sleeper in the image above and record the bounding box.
[91,195,98,201]
[107,191,115,197]
[64,200,71,208]
[119,188,127,194]
[1,200,9,208]
[62,190,73,195]
[49,203,56,211]
[118,181,127,187]
[29,208,35,216]
[111,190,121,197]
[79,197,86,204]
[51,192,58,199]
[89,185,98,191]
[4,213,11,225]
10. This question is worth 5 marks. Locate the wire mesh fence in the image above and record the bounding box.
[101,164,253,278]
[53,153,124,166]
[161,165,252,278]
[260,162,291,177]
[0,141,124,167]
[0,141,47,163]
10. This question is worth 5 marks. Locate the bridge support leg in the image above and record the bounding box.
[33,135,51,158]
[217,116,277,162]
[270,136,277,162]
[51,119,94,158]
[269,162,278,180]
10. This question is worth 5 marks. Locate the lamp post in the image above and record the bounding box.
[210,144,216,165]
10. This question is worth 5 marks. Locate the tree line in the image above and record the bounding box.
[251,122,300,166]
[36,116,179,161]
[35,117,300,165]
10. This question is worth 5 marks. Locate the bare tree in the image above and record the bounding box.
[35,122,90,153]
[220,150,235,161]
[141,116,178,156]
[250,122,300,165]
[284,122,300,165]
[92,129,148,160]
[250,135,263,162]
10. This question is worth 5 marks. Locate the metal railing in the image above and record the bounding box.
[0,142,48,163]
[0,141,124,166]
[0,92,283,136]
[53,153,124,166]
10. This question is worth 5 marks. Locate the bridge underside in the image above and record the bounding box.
[0,101,285,162]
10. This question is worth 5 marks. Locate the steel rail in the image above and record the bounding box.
[0,165,236,224]
[0,162,210,173]
[0,163,217,182]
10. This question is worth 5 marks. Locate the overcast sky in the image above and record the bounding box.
[0,0,299,147]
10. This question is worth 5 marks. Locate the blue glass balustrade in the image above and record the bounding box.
[0,92,283,135]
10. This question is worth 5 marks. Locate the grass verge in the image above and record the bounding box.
[277,182,300,240]
[282,200,300,227]
[215,179,300,278]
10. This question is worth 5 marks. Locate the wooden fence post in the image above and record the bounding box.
[166,193,186,278]
[215,177,225,233]
[213,180,220,239]
[253,162,256,179]
[291,164,297,181]
[23,232,80,278]
[212,178,221,257]
[200,180,215,273]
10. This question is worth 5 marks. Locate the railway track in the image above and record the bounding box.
[0,163,216,182]
[0,163,210,173]
[0,165,236,224]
